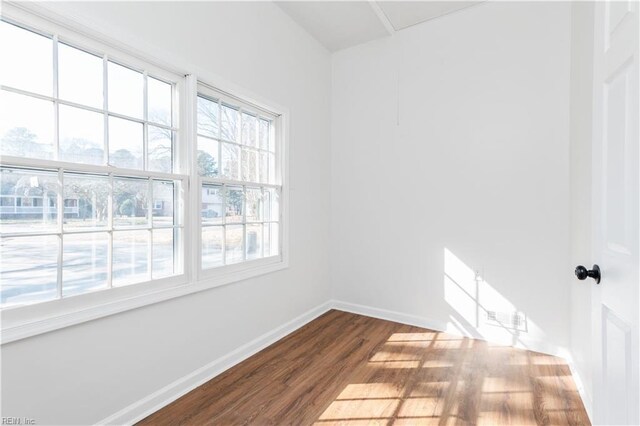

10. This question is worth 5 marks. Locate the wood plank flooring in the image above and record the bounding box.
[138,310,590,425]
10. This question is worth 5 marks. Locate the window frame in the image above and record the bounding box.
[195,83,284,281]
[0,4,290,344]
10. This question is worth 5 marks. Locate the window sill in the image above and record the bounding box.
[1,256,287,344]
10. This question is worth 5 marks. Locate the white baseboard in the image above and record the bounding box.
[332,300,450,333]
[98,299,590,425]
[331,299,566,358]
[96,300,333,426]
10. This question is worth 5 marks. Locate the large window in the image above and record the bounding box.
[0,19,185,308]
[197,86,281,272]
[0,11,285,324]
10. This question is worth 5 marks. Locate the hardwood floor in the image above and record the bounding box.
[138,310,590,425]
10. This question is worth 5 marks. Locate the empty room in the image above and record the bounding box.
[0,0,638,425]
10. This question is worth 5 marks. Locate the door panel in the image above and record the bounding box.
[593,0,639,424]
[603,305,633,424]
[604,61,632,254]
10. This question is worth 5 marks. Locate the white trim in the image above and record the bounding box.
[96,300,333,426]
[332,300,450,338]
[0,155,187,182]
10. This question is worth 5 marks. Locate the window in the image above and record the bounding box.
[197,85,281,273]
[0,7,286,340]
[0,18,184,308]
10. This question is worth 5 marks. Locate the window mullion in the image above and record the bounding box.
[147,177,153,281]
[52,34,60,161]
[103,55,109,166]
[56,168,63,299]
[143,71,149,172]
[261,187,265,259]
[238,106,243,181]
[107,172,114,288]
[182,74,198,279]
[222,184,227,265]
[242,184,246,262]
[217,99,222,179]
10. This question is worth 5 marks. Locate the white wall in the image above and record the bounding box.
[569,1,595,413]
[331,2,572,354]
[0,2,331,424]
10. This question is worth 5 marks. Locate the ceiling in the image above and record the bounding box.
[276,1,483,52]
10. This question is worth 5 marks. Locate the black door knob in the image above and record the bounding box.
[575,264,601,284]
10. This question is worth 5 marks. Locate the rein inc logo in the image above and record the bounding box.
[2,418,35,425]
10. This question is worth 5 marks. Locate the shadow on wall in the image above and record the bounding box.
[314,329,584,424]
[443,248,535,349]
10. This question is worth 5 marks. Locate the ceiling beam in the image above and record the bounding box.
[368,1,396,36]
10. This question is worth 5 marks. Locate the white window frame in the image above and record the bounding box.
[195,82,284,280]
[0,4,290,344]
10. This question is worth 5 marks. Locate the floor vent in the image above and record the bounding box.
[485,310,527,332]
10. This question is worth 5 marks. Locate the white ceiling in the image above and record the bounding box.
[276,1,483,52]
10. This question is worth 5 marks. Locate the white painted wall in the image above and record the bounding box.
[569,1,595,414]
[331,2,572,354]
[0,2,331,424]
[1,1,592,423]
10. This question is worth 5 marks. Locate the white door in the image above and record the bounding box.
[591,0,639,424]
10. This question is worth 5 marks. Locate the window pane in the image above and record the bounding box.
[245,187,261,222]
[225,186,243,224]
[63,173,109,230]
[202,226,223,269]
[259,118,270,151]
[201,184,223,225]
[113,177,148,228]
[148,126,173,173]
[263,189,271,221]
[58,43,103,109]
[153,228,174,279]
[148,77,171,126]
[225,224,243,264]
[263,223,271,257]
[108,61,143,119]
[241,112,257,147]
[1,235,58,307]
[269,188,280,222]
[0,21,52,96]
[0,90,54,160]
[109,116,143,170]
[270,223,279,256]
[220,104,239,142]
[113,230,149,286]
[62,232,108,297]
[152,180,174,227]
[59,105,104,165]
[0,168,59,234]
[268,153,276,184]
[259,152,269,184]
[197,136,219,177]
[246,224,262,260]
[197,96,218,138]
[221,142,240,180]
[241,148,258,183]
